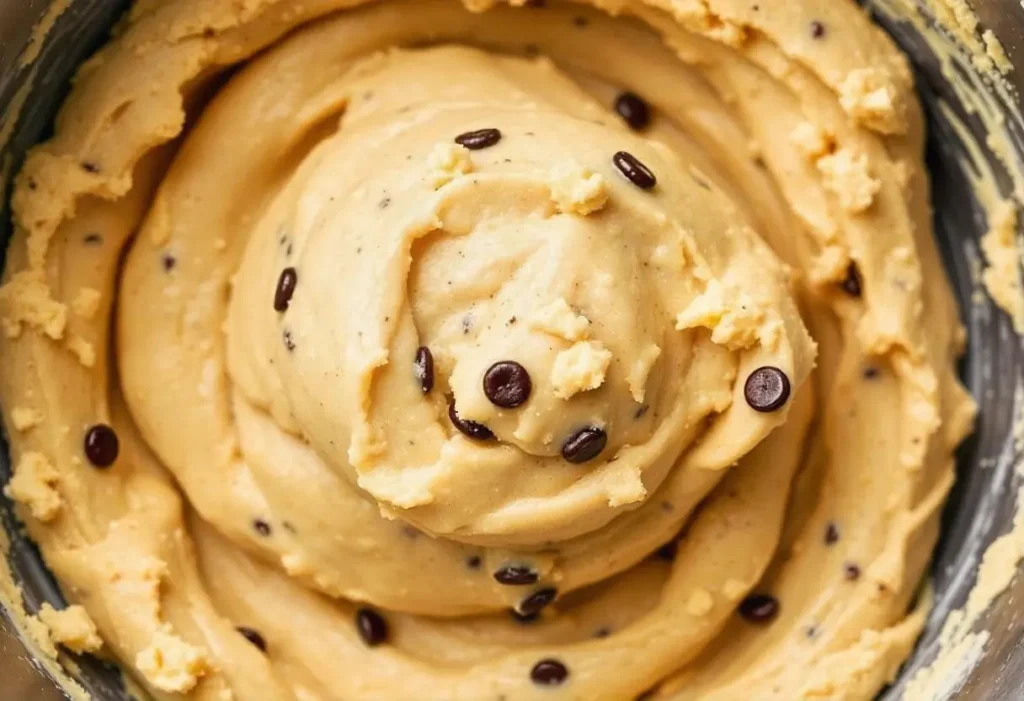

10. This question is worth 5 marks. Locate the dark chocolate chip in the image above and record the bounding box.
[448,398,494,440]
[561,426,607,464]
[483,361,532,408]
[517,587,557,616]
[236,626,266,652]
[253,519,271,536]
[81,161,100,174]
[274,267,298,312]
[355,608,388,646]
[843,563,861,581]
[27,178,37,190]
[614,92,651,131]
[744,367,791,412]
[414,346,435,394]
[613,151,657,190]
[161,253,176,272]
[738,594,779,623]
[455,128,502,150]
[466,555,482,570]
[863,366,880,379]
[810,20,826,38]
[282,329,295,351]
[656,540,678,561]
[510,609,540,624]
[593,626,611,638]
[84,424,119,468]
[494,564,538,586]
[841,263,862,297]
[531,659,569,686]
[83,233,102,245]
[824,522,840,545]
[634,404,650,420]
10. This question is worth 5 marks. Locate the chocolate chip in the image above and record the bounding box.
[593,627,611,638]
[840,263,862,297]
[236,626,266,652]
[81,161,100,174]
[494,564,538,585]
[84,424,119,467]
[516,587,557,616]
[614,92,651,131]
[282,329,295,351]
[738,594,779,623]
[824,522,840,545]
[455,128,502,150]
[561,426,607,463]
[613,151,657,190]
[414,346,434,394]
[531,659,569,686]
[448,398,494,440]
[844,563,861,581]
[274,268,298,311]
[810,20,826,38]
[511,610,540,626]
[27,178,37,190]
[744,367,791,412]
[355,608,388,646]
[161,253,176,272]
[863,366,879,379]
[466,555,482,570]
[656,540,678,561]
[253,519,271,536]
[483,361,531,408]
[634,404,650,420]
[83,233,102,245]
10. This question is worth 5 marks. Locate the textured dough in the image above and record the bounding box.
[0,0,976,699]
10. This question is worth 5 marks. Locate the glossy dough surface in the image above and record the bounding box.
[0,0,976,698]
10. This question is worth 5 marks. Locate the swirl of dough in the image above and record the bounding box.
[0,0,975,699]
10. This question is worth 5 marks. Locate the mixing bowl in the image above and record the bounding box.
[0,0,1022,699]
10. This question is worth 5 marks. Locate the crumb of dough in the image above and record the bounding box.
[549,162,608,215]
[626,344,661,403]
[838,68,904,135]
[3,451,61,521]
[551,340,612,399]
[816,148,881,214]
[0,271,67,339]
[71,287,102,319]
[686,588,714,616]
[135,625,211,694]
[676,279,764,350]
[789,122,833,160]
[982,30,1011,74]
[65,333,96,367]
[426,142,473,189]
[11,406,43,431]
[38,603,103,654]
[722,578,748,601]
[980,200,1024,333]
[530,298,591,341]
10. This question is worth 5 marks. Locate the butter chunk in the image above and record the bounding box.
[817,148,880,214]
[551,341,612,400]
[4,452,61,521]
[38,603,103,654]
[549,163,608,215]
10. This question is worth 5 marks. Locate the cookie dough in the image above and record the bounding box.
[0,0,976,699]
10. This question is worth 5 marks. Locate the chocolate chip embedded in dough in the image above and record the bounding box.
[614,92,651,131]
[810,20,827,38]
[274,267,298,312]
[738,593,779,623]
[493,563,539,585]
[561,426,607,463]
[253,519,271,537]
[414,346,435,394]
[612,151,657,190]
[236,626,266,652]
[448,398,495,441]
[483,361,532,408]
[84,424,119,468]
[840,263,862,297]
[824,521,840,545]
[355,608,389,647]
[743,367,791,412]
[161,253,176,272]
[466,555,482,570]
[516,587,557,616]
[455,128,502,150]
[531,659,569,686]
[843,563,862,581]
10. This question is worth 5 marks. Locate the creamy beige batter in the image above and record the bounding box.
[0,0,978,699]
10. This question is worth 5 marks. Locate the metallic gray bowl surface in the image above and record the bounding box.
[1,1,1023,699]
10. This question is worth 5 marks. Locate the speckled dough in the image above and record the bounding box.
[0,0,976,699]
